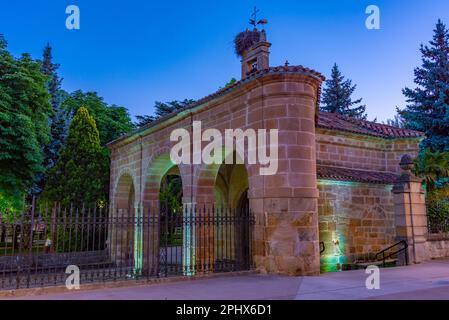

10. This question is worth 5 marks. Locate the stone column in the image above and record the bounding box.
[133,202,143,275]
[183,202,196,276]
[251,77,321,276]
[392,154,429,264]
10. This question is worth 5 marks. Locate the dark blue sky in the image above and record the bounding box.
[1,1,449,122]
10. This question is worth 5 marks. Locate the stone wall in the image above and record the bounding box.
[316,130,420,174]
[318,180,396,272]
[425,234,449,259]
[108,70,324,276]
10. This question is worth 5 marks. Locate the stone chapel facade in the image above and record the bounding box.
[107,29,434,276]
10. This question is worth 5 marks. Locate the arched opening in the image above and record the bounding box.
[213,155,251,271]
[142,152,188,276]
[158,165,184,275]
[112,173,136,271]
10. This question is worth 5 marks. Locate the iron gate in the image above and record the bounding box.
[0,201,254,290]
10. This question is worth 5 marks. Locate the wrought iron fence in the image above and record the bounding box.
[426,199,449,234]
[0,200,254,290]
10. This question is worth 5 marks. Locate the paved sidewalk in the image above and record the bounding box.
[4,259,449,300]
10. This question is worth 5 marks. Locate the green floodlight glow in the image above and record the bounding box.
[317,179,391,190]
[133,204,143,275]
[183,204,196,276]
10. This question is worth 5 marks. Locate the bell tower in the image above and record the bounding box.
[235,7,271,79]
[240,30,271,79]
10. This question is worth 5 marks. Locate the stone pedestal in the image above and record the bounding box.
[392,155,429,264]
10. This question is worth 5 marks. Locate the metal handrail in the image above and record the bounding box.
[375,240,408,267]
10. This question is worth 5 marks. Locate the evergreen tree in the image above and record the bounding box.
[383,114,405,128]
[41,43,68,169]
[135,114,155,127]
[0,35,51,207]
[320,64,367,120]
[153,99,195,118]
[400,20,449,152]
[135,99,195,127]
[63,91,135,146]
[42,107,108,207]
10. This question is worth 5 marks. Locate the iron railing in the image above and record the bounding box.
[426,199,449,234]
[375,240,408,267]
[0,201,254,290]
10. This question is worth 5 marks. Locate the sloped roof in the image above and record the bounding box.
[108,65,324,147]
[317,165,398,184]
[317,112,423,139]
[107,65,423,147]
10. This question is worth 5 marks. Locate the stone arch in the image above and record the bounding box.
[142,147,190,211]
[193,147,256,206]
[113,169,138,211]
[110,170,138,269]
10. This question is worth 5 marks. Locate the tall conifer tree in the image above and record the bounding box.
[43,107,108,207]
[321,64,367,120]
[400,20,449,152]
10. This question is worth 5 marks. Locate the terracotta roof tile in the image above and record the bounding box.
[317,112,424,139]
[317,166,398,184]
[107,66,423,146]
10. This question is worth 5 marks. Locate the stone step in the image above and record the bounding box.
[342,259,398,271]
[355,259,397,267]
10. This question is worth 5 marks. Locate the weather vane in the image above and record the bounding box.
[249,6,268,29]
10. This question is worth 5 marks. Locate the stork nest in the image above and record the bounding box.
[234,29,261,57]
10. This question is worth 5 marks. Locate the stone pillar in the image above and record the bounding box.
[392,154,429,264]
[251,77,321,276]
[133,202,143,275]
[183,202,196,276]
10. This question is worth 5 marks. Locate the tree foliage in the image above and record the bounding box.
[42,107,108,207]
[34,43,70,194]
[41,43,68,168]
[135,99,195,127]
[414,148,449,192]
[383,114,405,128]
[63,91,135,146]
[400,20,449,152]
[320,64,367,120]
[0,34,51,204]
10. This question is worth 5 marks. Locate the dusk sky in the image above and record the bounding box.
[1,0,449,122]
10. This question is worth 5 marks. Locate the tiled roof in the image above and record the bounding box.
[317,165,398,184]
[317,112,424,139]
[107,65,324,147]
[107,65,423,147]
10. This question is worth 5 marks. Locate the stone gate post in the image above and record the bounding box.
[392,154,429,264]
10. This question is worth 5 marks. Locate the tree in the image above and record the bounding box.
[0,34,51,206]
[383,114,405,128]
[35,43,69,194]
[218,78,237,90]
[153,99,195,118]
[63,91,135,146]
[41,43,68,167]
[135,114,155,127]
[42,107,108,207]
[135,99,195,127]
[414,149,449,192]
[400,20,449,152]
[320,64,367,120]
